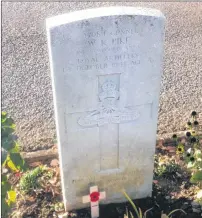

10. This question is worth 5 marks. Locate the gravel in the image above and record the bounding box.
[2,2,202,151]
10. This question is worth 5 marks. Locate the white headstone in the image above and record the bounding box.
[46,7,165,211]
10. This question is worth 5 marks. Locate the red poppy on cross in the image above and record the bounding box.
[82,186,106,218]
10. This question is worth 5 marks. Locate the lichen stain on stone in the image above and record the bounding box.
[73,167,146,197]
[66,151,153,202]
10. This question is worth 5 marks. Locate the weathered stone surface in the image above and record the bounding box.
[46,7,165,210]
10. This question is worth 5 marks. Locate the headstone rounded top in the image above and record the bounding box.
[46,6,165,29]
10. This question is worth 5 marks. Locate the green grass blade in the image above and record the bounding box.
[129,211,134,218]
[168,209,187,217]
[138,207,143,218]
[126,208,129,217]
[122,190,140,218]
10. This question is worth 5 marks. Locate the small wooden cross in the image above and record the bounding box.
[82,186,106,218]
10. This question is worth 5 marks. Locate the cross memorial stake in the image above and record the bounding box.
[82,186,106,218]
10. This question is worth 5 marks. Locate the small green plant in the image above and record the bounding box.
[19,166,45,194]
[122,190,186,218]
[54,202,65,213]
[187,149,202,186]
[154,154,182,180]
[173,111,202,186]
[155,160,181,178]
[1,112,27,217]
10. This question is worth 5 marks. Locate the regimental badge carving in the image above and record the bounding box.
[78,80,140,127]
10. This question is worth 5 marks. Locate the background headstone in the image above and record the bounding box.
[46,7,165,210]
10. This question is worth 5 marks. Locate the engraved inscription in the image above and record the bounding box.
[75,52,141,72]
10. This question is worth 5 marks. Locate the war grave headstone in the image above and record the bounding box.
[46,6,165,210]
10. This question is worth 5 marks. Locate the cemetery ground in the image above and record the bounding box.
[2,112,202,218]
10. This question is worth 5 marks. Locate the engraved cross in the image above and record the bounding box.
[78,75,141,171]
